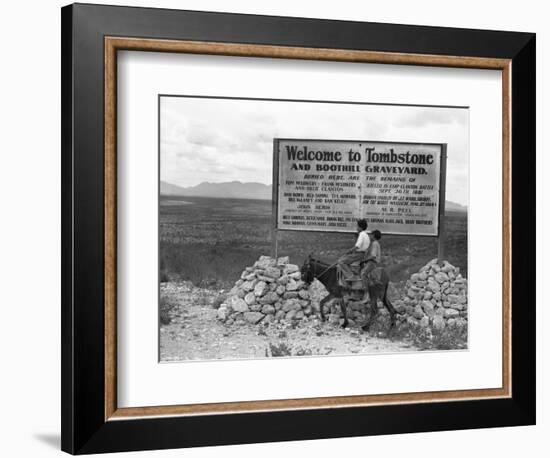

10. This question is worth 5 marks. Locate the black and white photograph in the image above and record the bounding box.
[158,95,469,361]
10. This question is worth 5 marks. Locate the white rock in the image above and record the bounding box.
[421,300,435,316]
[263,266,282,279]
[260,292,279,304]
[254,281,268,297]
[244,311,264,324]
[432,315,446,330]
[419,316,430,328]
[255,256,277,269]
[454,317,468,328]
[283,264,300,274]
[217,307,228,321]
[228,296,249,313]
[241,280,256,292]
[244,292,256,305]
[278,275,289,285]
[285,310,297,320]
[444,308,460,319]
[277,256,290,265]
[413,305,425,320]
[427,279,440,292]
[286,280,300,291]
[288,299,302,312]
[261,304,276,315]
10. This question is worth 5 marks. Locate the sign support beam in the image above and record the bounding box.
[437,145,448,263]
[271,139,280,258]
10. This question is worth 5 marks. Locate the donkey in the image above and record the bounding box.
[300,255,398,331]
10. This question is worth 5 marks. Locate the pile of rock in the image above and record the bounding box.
[217,255,316,326]
[397,259,468,330]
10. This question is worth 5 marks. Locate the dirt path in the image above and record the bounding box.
[160,282,417,362]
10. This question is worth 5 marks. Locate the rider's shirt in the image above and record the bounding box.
[367,240,381,263]
[354,230,371,252]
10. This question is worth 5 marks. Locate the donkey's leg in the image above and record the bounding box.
[362,291,378,332]
[340,295,349,328]
[383,284,397,328]
[319,294,334,322]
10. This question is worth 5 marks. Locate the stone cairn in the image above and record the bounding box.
[396,258,468,330]
[217,255,316,326]
[217,256,468,331]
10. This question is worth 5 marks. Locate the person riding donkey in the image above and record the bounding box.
[361,230,382,299]
[337,218,370,279]
[362,230,382,278]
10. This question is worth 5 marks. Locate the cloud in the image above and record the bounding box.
[160,97,469,205]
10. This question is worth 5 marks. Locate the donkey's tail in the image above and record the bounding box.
[383,283,402,315]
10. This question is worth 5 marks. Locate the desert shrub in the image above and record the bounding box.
[293,347,313,357]
[412,324,468,350]
[159,295,174,326]
[160,270,170,283]
[268,341,292,357]
[388,321,468,350]
[159,257,170,283]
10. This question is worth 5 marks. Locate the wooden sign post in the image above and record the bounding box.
[437,145,448,263]
[271,139,280,258]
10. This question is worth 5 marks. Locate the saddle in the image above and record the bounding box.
[337,260,383,290]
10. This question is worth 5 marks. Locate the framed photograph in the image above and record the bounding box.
[61,3,536,454]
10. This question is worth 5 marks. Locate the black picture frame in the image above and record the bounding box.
[61,3,535,454]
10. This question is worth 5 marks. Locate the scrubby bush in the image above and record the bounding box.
[386,320,467,350]
[268,341,292,357]
[411,324,468,350]
[159,295,174,326]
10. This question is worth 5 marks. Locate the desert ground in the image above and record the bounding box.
[159,195,468,361]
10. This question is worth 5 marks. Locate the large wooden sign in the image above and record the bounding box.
[273,139,447,236]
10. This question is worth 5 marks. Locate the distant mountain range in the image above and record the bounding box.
[161,180,272,200]
[161,180,467,211]
[445,200,467,212]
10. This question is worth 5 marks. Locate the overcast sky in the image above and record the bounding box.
[160,96,469,205]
